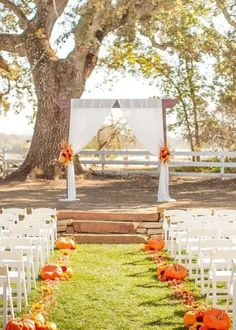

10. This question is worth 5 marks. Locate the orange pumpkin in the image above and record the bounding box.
[36,322,57,330]
[183,311,205,327]
[40,264,63,280]
[55,237,76,250]
[6,318,36,330]
[145,237,165,251]
[164,264,187,280]
[203,308,231,330]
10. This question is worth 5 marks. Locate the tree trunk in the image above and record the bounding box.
[5,59,84,181]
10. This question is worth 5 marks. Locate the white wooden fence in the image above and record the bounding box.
[1,149,236,178]
[78,149,236,178]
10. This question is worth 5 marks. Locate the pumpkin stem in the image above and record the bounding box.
[216,311,225,320]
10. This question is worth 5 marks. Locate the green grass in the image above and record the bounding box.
[47,245,185,330]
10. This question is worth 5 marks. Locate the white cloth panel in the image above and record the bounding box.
[157,162,175,202]
[119,98,174,202]
[119,99,164,154]
[69,98,115,153]
[67,99,115,200]
[67,163,76,201]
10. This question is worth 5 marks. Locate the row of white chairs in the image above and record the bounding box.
[163,208,236,311]
[0,207,58,329]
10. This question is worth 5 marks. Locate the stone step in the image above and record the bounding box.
[58,210,160,222]
[63,233,147,244]
[71,221,139,234]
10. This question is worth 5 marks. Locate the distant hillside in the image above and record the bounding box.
[0,133,30,152]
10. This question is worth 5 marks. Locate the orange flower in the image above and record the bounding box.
[59,142,74,166]
[159,145,171,163]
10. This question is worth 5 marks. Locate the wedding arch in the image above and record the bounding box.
[57,98,177,202]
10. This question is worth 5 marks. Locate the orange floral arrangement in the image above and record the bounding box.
[159,145,171,163]
[59,142,74,166]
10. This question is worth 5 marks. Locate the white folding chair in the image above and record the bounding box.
[173,220,205,259]
[197,239,233,294]
[1,237,37,293]
[25,214,54,254]
[9,226,45,274]
[0,265,14,330]
[31,208,57,241]
[0,250,28,312]
[168,216,198,257]
[184,228,218,276]
[207,250,236,307]
[163,209,188,243]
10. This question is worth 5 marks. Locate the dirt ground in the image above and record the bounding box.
[0,174,235,212]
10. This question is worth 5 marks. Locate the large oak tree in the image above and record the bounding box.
[0,0,173,179]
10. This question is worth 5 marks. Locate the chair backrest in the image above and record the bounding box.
[219,228,236,239]
[2,208,26,216]
[210,249,236,270]
[9,225,42,238]
[0,213,18,222]
[24,215,51,227]
[0,219,17,230]
[199,238,233,251]
[0,250,23,264]
[0,237,32,251]
[31,208,57,217]
[214,209,236,217]
[219,215,236,223]
[187,208,214,216]
[176,221,205,231]
[187,228,217,239]
[170,214,195,223]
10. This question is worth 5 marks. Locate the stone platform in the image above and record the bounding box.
[57,210,163,243]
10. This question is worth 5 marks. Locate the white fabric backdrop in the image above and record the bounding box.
[119,99,174,202]
[67,99,115,200]
[66,98,175,202]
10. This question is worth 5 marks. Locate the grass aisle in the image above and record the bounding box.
[51,244,185,330]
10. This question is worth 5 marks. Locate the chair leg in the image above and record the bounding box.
[3,288,7,330]
[17,281,21,312]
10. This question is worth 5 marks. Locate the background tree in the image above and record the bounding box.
[101,1,224,152]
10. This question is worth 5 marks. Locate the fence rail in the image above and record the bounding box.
[1,149,236,178]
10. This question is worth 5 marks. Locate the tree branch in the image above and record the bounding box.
[0,0,29,30]
[215,0,236,29]
[150,36,172,51]
[0,33,26,56]
[68,1,129,65]
[34,0,69,37]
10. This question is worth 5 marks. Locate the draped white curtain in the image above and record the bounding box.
[65,98,175,202]
[119,99,174,202]
[66,99,115,200]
